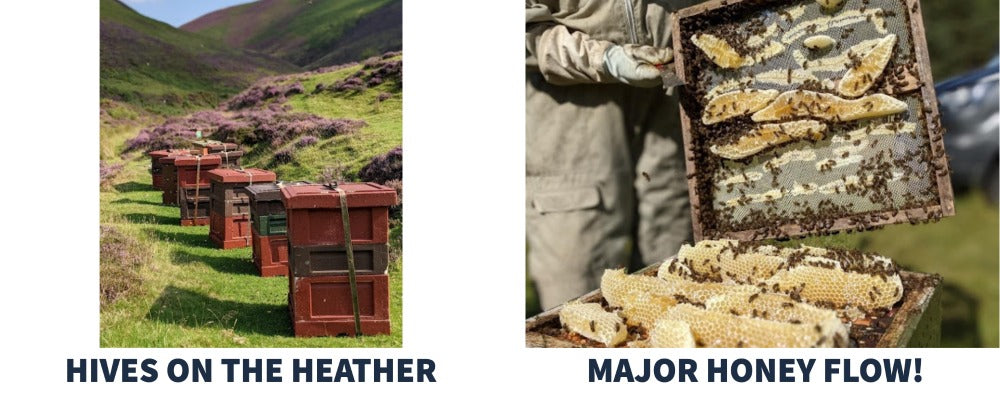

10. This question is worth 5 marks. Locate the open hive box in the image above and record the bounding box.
[526,0,948,348]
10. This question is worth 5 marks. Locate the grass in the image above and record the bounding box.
[100,161,402,347]
[525,192,999,347]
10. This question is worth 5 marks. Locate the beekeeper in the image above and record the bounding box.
[526,0,701,309]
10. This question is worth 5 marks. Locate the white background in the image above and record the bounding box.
[0,1,997,398]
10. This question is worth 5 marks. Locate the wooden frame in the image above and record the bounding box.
[670,0,955,241]
[525,262,942,348]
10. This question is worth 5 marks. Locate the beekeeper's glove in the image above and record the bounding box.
[603,44,673,88]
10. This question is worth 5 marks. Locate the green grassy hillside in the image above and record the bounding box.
[181,0,401,68]
[100,56,403,348]
[101,0,299,115]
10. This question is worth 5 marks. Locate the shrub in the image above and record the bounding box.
[358,146,402,184]
[273,148,295,165]
[324,55,403,94]
[100,225,149,307]
[223,80,306,110]
[100,160,124,190]
[297,135,318,147]
[124,109,367,153]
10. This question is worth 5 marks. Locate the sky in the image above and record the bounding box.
[121,0,256,27]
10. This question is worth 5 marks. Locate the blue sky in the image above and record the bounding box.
[121,0,256,27]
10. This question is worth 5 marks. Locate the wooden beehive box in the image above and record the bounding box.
[525,260,941,348]
[672,0,953,241]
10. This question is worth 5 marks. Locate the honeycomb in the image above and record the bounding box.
[582,240,906,348]
[604,268,756,310]
[619,289,678,328]
[750,90,908,122]
[659,304,842,347]
[691,33,784,69]
[558,302,628,347]
[838,34,898,97]
[710,120,828,160]
[648,319,696,348]
[704,291,843,330]
[765,265,903,310]
[702,89,780,125]
[676,239,787,284]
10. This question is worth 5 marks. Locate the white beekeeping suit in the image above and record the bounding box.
[526,0,702,309]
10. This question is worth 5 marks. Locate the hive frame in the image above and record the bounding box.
[671,0,954,241]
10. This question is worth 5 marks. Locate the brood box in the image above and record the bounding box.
[671,0,953,240]
[253,233,289,277]
[525,260,941,348]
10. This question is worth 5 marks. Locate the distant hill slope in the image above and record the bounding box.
[101,0,299,115]
[181,0,401,68]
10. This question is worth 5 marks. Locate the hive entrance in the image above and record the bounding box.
[673,0,953,240]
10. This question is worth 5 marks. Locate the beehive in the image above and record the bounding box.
[245,182,310,277]
[205,168,277,249]
[282,182,397,337]
[671,0,953,240]
[148,149,189,192]
[156,151,193,205]
[190,140,243,168]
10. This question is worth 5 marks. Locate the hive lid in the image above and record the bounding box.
[206,168,277,184]
[148,149,187,159]
[245,181,312,202]
[671,0,953,241]
[281,182,397,209]
[157,150,197,165]
[173,154,222,167]
[192,140,240,152]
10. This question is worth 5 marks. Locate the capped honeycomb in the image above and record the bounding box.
[710,120,827,160]
[675,239,787,284]
[750,91,907,122]
[559,241,910,347]
[703,89,780,125]
[838,34,898,97]
[649,319,696,348]
[558,302,628,347]
[766,265,903,310]
[659,304,843,348]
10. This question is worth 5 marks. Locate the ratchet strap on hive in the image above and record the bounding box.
[332,183,363,336]
[238,168,255,245]
[193,156,202,221]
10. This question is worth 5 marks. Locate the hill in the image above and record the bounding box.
[181,0,401,68]
[101,0,299,115]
